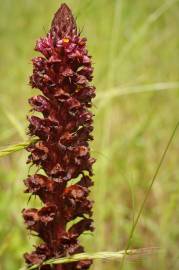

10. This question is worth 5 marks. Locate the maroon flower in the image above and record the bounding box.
[23,3,95,270]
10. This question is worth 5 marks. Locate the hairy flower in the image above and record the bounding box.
[23,3,95,270]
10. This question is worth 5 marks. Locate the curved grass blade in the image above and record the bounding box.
[96,82,179,112]
[96,82,179,101]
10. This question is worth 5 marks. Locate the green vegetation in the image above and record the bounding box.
[0,0,179,269]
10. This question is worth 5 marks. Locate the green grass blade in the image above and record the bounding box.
[3,109,26,140]
[96,82,179,113]
[107,0,123,87]
[0,139,37,158]
[96,82,179,100]
[119,122,179,269]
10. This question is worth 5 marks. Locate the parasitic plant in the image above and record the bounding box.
[22,3,96,270]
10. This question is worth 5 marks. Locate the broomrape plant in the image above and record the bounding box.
[22,3,96,270]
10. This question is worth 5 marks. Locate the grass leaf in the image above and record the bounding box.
[0,139,38,158]
[119,122,179,269]
[25,247,161,270]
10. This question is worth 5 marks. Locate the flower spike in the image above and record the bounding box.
[23,3,96,270]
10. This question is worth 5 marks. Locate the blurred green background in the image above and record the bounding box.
[1,0,179,269]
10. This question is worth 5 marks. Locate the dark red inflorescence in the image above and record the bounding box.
[22,4,95,270]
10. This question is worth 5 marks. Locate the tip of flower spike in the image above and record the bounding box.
[51,3,77,39]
